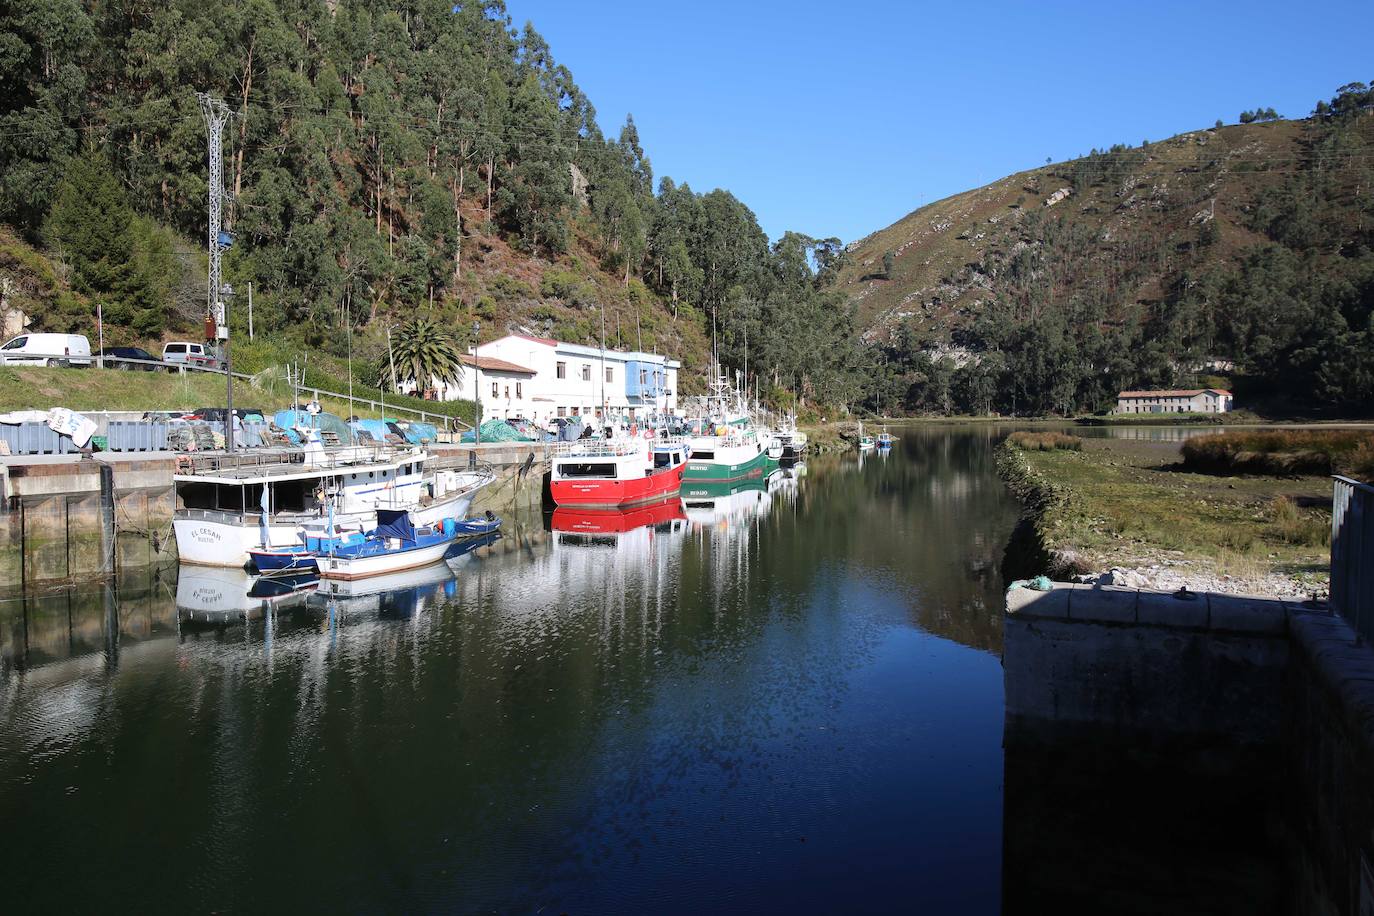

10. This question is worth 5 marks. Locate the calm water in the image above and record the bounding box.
[0,427,1019,913]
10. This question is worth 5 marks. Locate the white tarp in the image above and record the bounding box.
[0,408,97,448]
[47,408,97,448]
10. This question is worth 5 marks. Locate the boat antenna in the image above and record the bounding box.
[346,309,356,443]
[599,302,607,426]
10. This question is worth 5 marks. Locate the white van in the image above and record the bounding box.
[0,333,93,366]
[162,341,216,369]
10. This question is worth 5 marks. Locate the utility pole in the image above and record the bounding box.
[198,91,234,452]
[470,320,481,445]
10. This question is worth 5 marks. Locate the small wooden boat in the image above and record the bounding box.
[876,429,896,449]
[451,513,502,537]
[315,509,458,581]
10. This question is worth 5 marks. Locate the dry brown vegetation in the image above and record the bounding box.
[1180,429,1374,478]
[1007,431,1082,452]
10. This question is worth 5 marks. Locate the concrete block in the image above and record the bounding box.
[1066,584,1138,624]
[1207,593,1288,636]
[1290,611,1358,656]
[1137,588,1208,629]
[1006,585,1069,619]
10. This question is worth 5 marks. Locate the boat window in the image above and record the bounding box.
[692,450,714,460]
[653,452,672,469]
[558,462,617,478]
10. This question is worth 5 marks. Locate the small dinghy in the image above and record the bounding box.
[451,511,502,538]
[249,527,364,574]
[315,509,459,581]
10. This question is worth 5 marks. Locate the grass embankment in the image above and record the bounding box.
[997,433,1337,594]
[0,365,473,424]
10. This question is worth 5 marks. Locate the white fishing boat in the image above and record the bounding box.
[173,429,492,568]
[772,413,809,462]
[313,510,459,581]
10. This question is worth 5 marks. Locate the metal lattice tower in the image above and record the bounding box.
[197,92,231,329]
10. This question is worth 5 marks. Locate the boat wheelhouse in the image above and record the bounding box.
[683,424,778,484]
[549,437,688,509]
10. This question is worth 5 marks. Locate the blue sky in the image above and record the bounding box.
[506,0,1371,244]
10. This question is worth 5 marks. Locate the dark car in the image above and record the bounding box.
[191,407,264,423]
[99,346,158,370]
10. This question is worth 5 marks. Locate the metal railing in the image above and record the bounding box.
[555,439,646,458]
[1332,475,1374,640]
[0,351,471,430]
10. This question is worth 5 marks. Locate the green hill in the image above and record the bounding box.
[838,84,1374,417]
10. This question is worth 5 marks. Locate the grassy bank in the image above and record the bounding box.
[997,435,1333,596]
[0,366,475,424]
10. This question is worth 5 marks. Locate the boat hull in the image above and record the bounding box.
[682,449,777,484]
[315,539,455,581]
[248,547,318,573]
[550,464,685,509]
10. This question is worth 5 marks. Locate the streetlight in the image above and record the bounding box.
[471,320,481,445]
[221,282,235,453]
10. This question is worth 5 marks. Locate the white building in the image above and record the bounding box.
[432,353,537,422]
[1114,388,1234,414]
[462,333,680,423]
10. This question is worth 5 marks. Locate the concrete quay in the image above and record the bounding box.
[0,442,553,591]
[1005,583,1374,914]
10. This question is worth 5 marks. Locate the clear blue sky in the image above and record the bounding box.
[506,0,1370,244]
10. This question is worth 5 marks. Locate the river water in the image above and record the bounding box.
[0,426,1022,912]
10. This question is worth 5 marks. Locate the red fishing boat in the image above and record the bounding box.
[549,437,688,509]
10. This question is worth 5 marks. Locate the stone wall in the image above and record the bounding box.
[1004,583,1374,915]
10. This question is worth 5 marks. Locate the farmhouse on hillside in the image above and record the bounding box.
[1114,388,1234,414]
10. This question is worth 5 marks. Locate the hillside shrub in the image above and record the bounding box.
[1181,430,1374,476]
[1007,431,1083,451]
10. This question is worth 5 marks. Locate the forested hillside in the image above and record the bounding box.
[841,83,1374,416]
[0,0,856,402]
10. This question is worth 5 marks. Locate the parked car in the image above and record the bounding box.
[0,333,93,367]
[99,346,158,370]
[190,407,263,423]
[162,341,220,370]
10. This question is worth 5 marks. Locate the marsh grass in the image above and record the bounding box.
[1007,430,1083,451]
[1181,430,1374,477]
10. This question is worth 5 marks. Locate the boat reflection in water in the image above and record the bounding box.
[304,532,502,619]
[176,566,319,624]
[680,470,786,526]
[551,497,688,543]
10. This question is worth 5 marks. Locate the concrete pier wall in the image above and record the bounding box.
[1004,584,1374,915]
[0,443,553,589]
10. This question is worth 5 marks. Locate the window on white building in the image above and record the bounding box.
[557,407,566,418]
[581,364,591,382]
[516,381,523,398]
[556,362,566,379]
[491,381,499,398]
[605,366,614,383]
[504,385,510,399]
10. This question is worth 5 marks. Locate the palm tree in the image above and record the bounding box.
[379,317,465,397]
